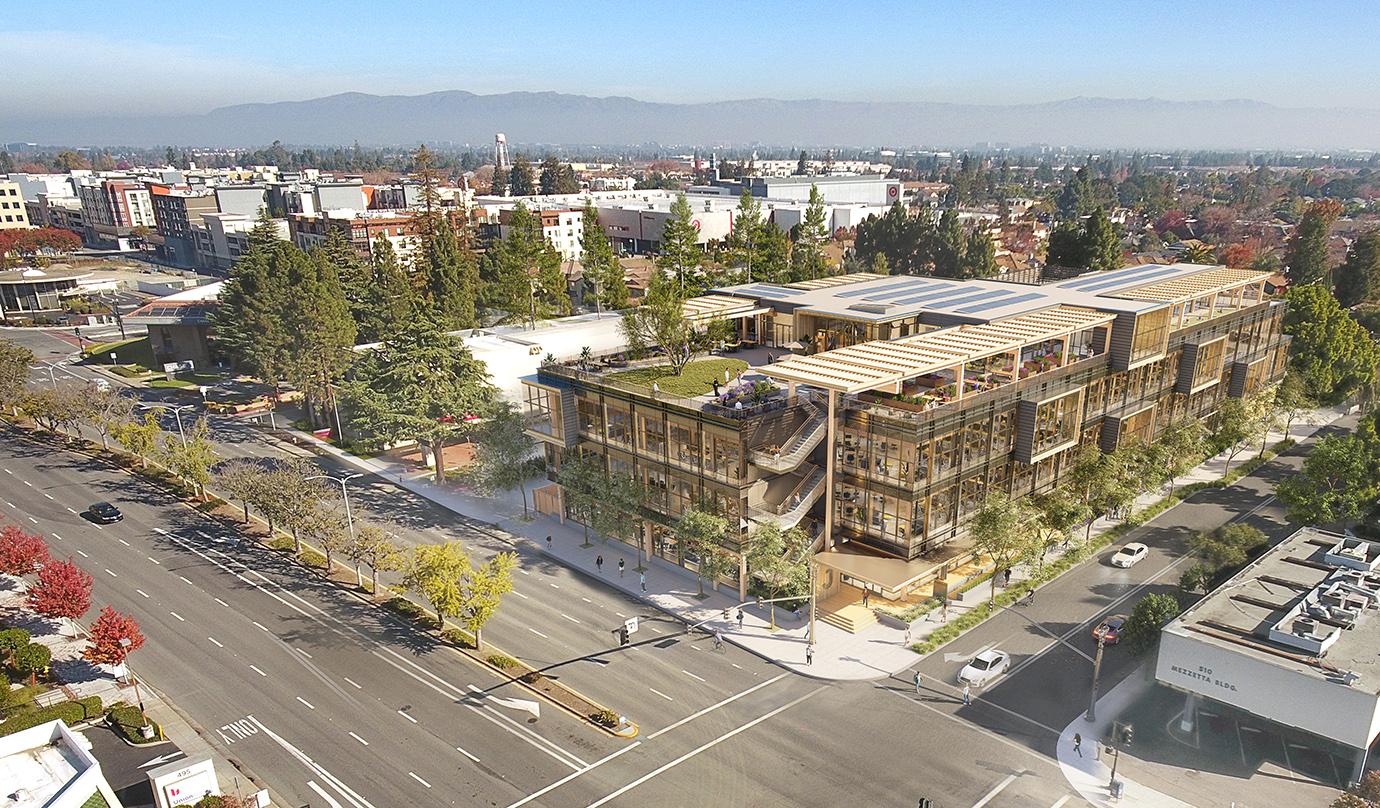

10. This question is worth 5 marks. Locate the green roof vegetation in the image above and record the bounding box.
[606,358,748,398]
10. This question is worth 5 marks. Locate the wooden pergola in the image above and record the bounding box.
[785,273,888,291]
[680,294,769,322]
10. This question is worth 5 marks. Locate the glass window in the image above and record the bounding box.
[1032,390,1082,459]
[1129,308,1170,364]
[606,404,632,447]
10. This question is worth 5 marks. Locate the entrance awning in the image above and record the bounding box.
[815,545,942,592]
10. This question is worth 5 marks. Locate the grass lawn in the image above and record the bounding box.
[149,371,224,390]
[83,336,156,369]
[607,358,748,397]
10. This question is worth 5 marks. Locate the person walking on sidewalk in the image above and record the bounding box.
[1024,588,1035,606]
[736,608,744,630]
[862,589,871,608]
[596,555,604,573]
[639,571,646,592]
[913,670,922,694]
[805,644,814,666]
[961,684,971,706]
[903,626,912,646]
[1003,568,1012,587]
[1073,732,1083,758]
[713,630,723,651]
[618,558,625,577]
[546,534,552,551]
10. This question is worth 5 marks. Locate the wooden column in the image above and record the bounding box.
[824,389,838,550]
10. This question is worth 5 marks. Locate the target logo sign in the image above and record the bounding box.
[691,218,702,231]
[888,185,898,199]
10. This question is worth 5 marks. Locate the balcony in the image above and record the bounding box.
[750,393,826,474]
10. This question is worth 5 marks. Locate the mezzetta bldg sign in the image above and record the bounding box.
[1167,663,1239,693]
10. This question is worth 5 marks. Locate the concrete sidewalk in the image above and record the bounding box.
[275,402,1350,682]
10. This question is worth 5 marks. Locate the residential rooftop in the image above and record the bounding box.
[0,720,117,808]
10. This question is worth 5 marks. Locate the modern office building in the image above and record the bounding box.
[0,266,93,321]
[0,180,30,229]
[522,263,1286,623]
[1158,527,1380,783]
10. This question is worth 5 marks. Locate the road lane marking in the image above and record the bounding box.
[581,597,592,603]
[169,611,184,621]
[343,677,361,689]
[504,743,643,808]
[456,746,480,763]
[135,589,149,598]
[407,772,431,788]
[649,688,674,701]
[248,716,377,808]
[214,597,230,608]
[584,686,826,807]
[118,539,130,547]
[252,621,269,632]
[529,628,549,638]
[731,663,743,670]
[207,637,224,648]
[3,469,9,474]
[249,664,267,677]
[550,582,560,588]
[560,613,581,624]
[296,647,313,659]
[397,709,417,724]
[350,731,369,746]
[51,533,63,541]
[647,673,789,740]
[614,611,626,618]
[76,550,88,558]
[971,773,1018,808]
[22,480,31,486]
[460,684,588,769]
[43,493,53,500]
[296,696,315,710]
[66,508,76,514]
[681,669,706,683]
[513,591,529,599]
[179,576,193,585]
[104,568,118,578]
[305,781,345,808]
[518,569,529,575]
[1049,797,1071,808]
[147,556,160,565]
[26,517,37,524]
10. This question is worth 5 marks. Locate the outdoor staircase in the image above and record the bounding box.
[750,395,826,474]
[818,591,879,633]
[747,463,826,530]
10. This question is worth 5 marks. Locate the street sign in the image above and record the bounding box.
[624,616,639,635]
[163,360,194,374]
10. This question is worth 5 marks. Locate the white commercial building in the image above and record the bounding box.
[0,719,124,808]
[1157,526,1380,782]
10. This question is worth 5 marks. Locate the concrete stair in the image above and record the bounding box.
[818,592,879,634]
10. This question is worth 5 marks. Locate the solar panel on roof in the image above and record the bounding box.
[925,289,1015,311]
[954,291,1044,314]
[1056,264,1171,291]
[738,285,805,298]
[857,280,949,302]
[887,285,997,307]
[834,278,927,299]
[1076,265,1186,294]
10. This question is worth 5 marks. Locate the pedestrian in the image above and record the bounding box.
[961,684,971,706]
[546,534,552,551]
[913,670,922,694]
[1003,568,1012,587]
[736,608,744,630]
[805,644,814,666]
[618,558,625,577]
[862,589,870,608]
[596,554,604,573]
[1073,732,1083,758]
[639,571,646,592]
[903,626,912,646]
[714,630,723,651]
[1024,588,1035,606]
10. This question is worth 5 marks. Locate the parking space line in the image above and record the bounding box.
[169,611,184,622]
[207,637,223,648]
[971,773,1017,808]
[649,688,674,702]
[350,731,369,746]
[250,665,267,677]
[398,710,418,724]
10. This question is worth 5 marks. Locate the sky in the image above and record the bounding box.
[6,0,1379,117]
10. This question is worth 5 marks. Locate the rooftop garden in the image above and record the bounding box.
[606,358,749,398]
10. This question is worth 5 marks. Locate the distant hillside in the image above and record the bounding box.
[6,90,1380,150]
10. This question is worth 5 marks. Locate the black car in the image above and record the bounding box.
[88,502,123,523]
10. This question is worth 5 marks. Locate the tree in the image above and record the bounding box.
[795,151,808,175]
[81,386,134,452]
[302,499,350,573]
[557,452,604,547]
[1181,242,1215,264]
[0,628,30,663]
[326,230,382,343]
[457,551,517,649]
[1211,397,1253,473]
[746,523,810,629]
[539,156,562,195]
[592,472,646,564]
[14,642,51,687]
[508,156,535,196]
[1083,208,1123,272]
[657,193,706,295]
[22,384,84,435]
[0,525,49,576]
[469,404,537,517]
[211,211,291,382]
[403,541,472,628]
[619,272,728,376]
[931,210,965,278]
[725,189,764,284]
[489,163,509,196]
[274,245,357,425]
[579,201,627,312]
[959,229,998,279]
[674,508,729,598]
[854,202,931,276]
[1278,434,1378,525]
[1030,490,1089,550]
[26,558,93,632]
[789,184,830,282]
[484,203,569,325]
[417,214,480,331]
[1189,524,1266,572]
[1121,593,1182,656]
[1284,284,1380,405]
[112,412,163,469]
[213,458,265,523]
[344,523,403,594]
[1045,221,1091,269]
[1336,230,1380,307]
[1275,370,1315,436]
[345,318,498,483]
[163,418,217,500]
[53,150,89,171]
[1285,198,1343,286]
[971,493,1041,605]
[0,340,34,416]
[260,460,330,553]
[82,606,144,671]
[368,235,418,339]
[1157,416,1206,496]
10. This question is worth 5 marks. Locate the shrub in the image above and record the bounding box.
[441,627,474,648]
[591,708,619,727]
[0,628,30,658]
[1123,593,1183,655]
[297,548,326,569]
[106,703,161,744]
[520,671,544,684]
[0,696,101,737]
[487,653,520,670]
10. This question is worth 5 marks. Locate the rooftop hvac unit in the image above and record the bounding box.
[1330,606,1360,625]
[1293,617,1318,637]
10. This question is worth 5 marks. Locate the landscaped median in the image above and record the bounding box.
[0,417,638,738]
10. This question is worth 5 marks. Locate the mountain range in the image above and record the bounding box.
[6,90,1380,151]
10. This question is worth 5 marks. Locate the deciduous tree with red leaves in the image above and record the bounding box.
[26,558,92,630]
[0,525,49,576]
[82,605,144,668]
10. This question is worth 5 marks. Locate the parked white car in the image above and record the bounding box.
[957,649,1010,687]
[1110,542,1149,568]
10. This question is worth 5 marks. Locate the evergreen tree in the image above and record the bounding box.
[1285,199,1342,286]
[795,151,808,175]
[960,229,998,279]
[1284,284,1380,404]
[282,245,357,426]
[212,210,290,380]
[657,194,705,295]
[1055,165,1097,220]
[579,201,627,312]
[538,156,561,195]
[323,230,382,343]
[725,189,763,283]
[418,215,480,329]
[484,203,569,325]
[489,165,508,196]
[854,202,932,275]
[1335,229,1380,307]
[756,224,791,284]
[369,235,418,338]
[508,156,535,196]
[1045,221,1091,269]
[931,209,965,277]
[788,184,830,281]
[1084,208,1123,271]
[555,164,581,194]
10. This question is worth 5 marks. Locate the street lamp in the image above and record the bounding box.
[306,472,364,541]
[118,638,146,713]
[136,402,195,448]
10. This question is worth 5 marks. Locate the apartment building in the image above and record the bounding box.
[498,206,584,260]
[522,263,1286,615]
[0,180,28,229]
[287,208,417,260]
[148,184,217,266]
[193,211,288,272]
[75,177,154,245]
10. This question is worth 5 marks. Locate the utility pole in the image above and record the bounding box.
[1086,633,1106,722]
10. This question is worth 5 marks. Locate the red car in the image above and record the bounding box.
[1092,614,1129,645]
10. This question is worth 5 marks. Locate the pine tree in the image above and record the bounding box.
[484,203,569,325]
[1084,208,1123,271]
[285,246,358,425]
[725,189,764,283]
[489,164,509,196]
[538,156,561,195]
[418,215,479,329]
[212,210,290,380]
[657,194,705,295]
[789,184,830,282]
[509,156,535,196]
[579,201,626,312]
[369,235,418,338]
[1335,229,1380,307]
[960,229,998,279]
[1285,199,1343,286]
[757,225,791,284]
[323,230,383,343]
[555,164,581,194]
[931,209,965,277]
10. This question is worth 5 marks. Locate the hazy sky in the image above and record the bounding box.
[7,0,1379,117]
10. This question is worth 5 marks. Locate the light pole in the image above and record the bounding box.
[136,402,194,448]
[306,472,364,541]
[118,638,145,713]
[1086,633,1107,722]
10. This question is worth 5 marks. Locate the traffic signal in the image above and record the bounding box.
[618,627,629,646]
[1120,724,1134,747]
